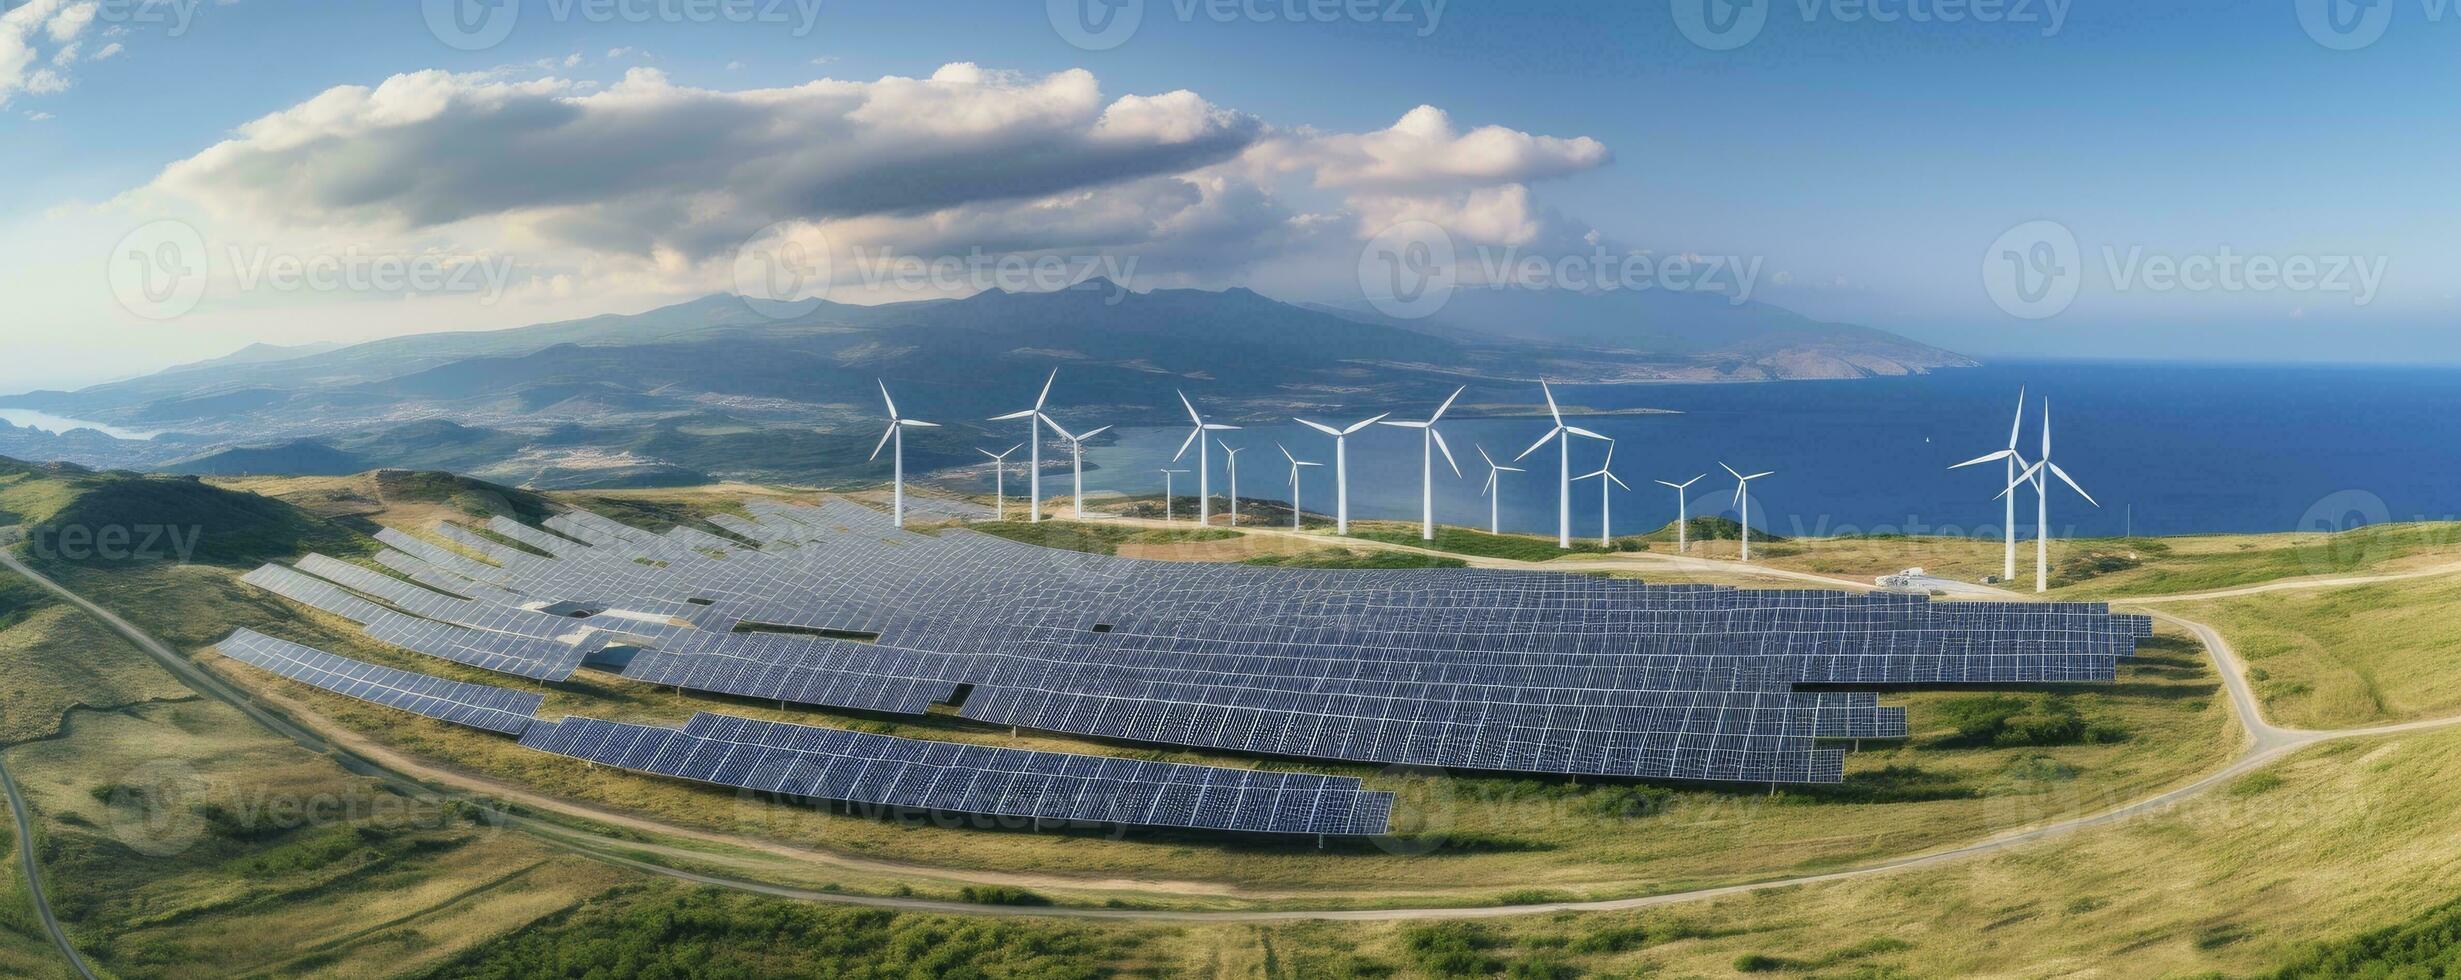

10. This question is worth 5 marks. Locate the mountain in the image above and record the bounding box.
[156,341,347,376]
[0,281,1969,486]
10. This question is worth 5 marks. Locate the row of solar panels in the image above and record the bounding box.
[229,500,2145,785]
[210,629,1388,836]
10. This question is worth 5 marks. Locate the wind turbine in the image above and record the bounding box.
[1378,386,1466,540]
[1158,469,1189,522]
[1475,445,1524,534]
[1173,392,1240,526]
[868,381,938,528]
[1720,462,1774,561]
[1653,474,1707,553]
[1277,444,1323,529]
[1514,381,1611,549]
[1042,417,1112,520]
[989,370,1059,523]
[1219,440,1245,526]
[1950,387,2032,583]
[1293,412,1389,534]
[977,443,1024,521]
[1573,441,1631,546]
[1999,398,2096,594]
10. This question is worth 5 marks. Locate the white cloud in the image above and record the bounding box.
[725,60,743,71]
[91,40,120,60]
[0,0,101,106]
[1265,105,1609,194]
[51,41,77,66]
[24,110,51,121]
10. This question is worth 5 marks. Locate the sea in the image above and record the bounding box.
[1052,361,2461,540]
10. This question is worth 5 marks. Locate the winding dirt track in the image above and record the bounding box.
[8,526,2461,928]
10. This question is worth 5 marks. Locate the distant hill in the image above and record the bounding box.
[0,281,1969,487]
[0,457,366,567]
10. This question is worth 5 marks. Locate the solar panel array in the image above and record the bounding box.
[215,628,543,734]
[233,503,2150,787]
[520,712,1392,835]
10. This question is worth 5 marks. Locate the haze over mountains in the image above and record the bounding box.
[0,282,1969,489]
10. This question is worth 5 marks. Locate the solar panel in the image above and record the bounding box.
[520,712,1392,836]
[215,628,543,735]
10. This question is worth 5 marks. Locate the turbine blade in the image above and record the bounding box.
[989,410,1036,421]
[2008,386,2026,449]
[1565,426,1609,440]
[1998,461,2044,499]
[1476,444,1495,467]
[1079,425,1112,439]
[1430,385,1465,422]
[902,420,940,428]
[1950,449,2014,469]
[1497,465,1524,473]
[1430,427,1459,476]
[1608,473,1631,490]
[1380,420,1428,428]
[1041,415,1074,442]
[1654,480,1679,489]
[1746,471,1774,481]
[1541,381,1561,424]
[1515,427,1561,461]
[1481,472,1495,495]
[2049,462,2098,507]
[1295,418,1340,437]
[1342,413,1391,435]
[870,422,897,461]
[1720,462,1742,479]
[1600,441,1616,469]
[1172,426,1201,462]
[1278,443,1296,463]
[1003,443,1023,456]
[877,380,898,419]
[1179,389,1201,426]
[1682,474,1705,488]
[979,449,997,460]
[1035,368,1057,410]
[1204,423,1241,431]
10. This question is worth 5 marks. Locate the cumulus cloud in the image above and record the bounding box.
[136,62,1614,302]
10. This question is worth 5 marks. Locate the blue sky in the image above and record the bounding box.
[3,0,2456,392]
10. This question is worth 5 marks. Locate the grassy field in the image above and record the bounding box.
[2168,574,2461,729]
[0,604,196,743]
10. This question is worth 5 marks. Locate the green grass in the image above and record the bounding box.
[24,474,369,569]
[2168,572,2461,728]
[970,520,1239,556]
[0,604,194,742]
[1244,549,1468,569]
[1348,524,1645,561]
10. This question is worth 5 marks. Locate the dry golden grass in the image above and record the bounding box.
[0,604,195,743]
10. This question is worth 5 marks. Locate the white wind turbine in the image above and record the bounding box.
[1041,417,1112,519]
[1278,444,1322,529]
[977,443,1023,521]
[1158,469,1189,522]
[1293,412,1389,535]
[1475,445,1524,535]
[1573,441,1631,546]
[1653,474,1707,553]
[1219,440,1245,526]
[1514,381,1612,549]
[1998,398,2096,594]
[1720,462,1774,561]
[868,381,939,528]
[989,370,1060,523]
[1173,391,1241,526]
[1950,387,2033,583]
[1378,386,1466,540]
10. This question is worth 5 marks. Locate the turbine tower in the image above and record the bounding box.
[977,443,1023,521]
[1475,445,1525,535]
[1042,417,1112,519]
[868,381,938,528]
[1173,391,1240,526]
[1573,441,1631,546]
[1158,469,1189,522]
[1378,386,1466,540]
[1720,462,1774,561]
[1999,398,2097,593]
[1514,381,1611,549]
[1279,444,1322,530]
[1950,387,2032,582]
[989,370,1059,523]
[1653,473,1707,553]
[1293,412,1389,534]
[1219,440,1245,526]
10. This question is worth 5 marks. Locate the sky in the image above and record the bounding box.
[2,0,2455,394]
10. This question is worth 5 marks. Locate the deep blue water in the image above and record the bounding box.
[1041,361,2461,540]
